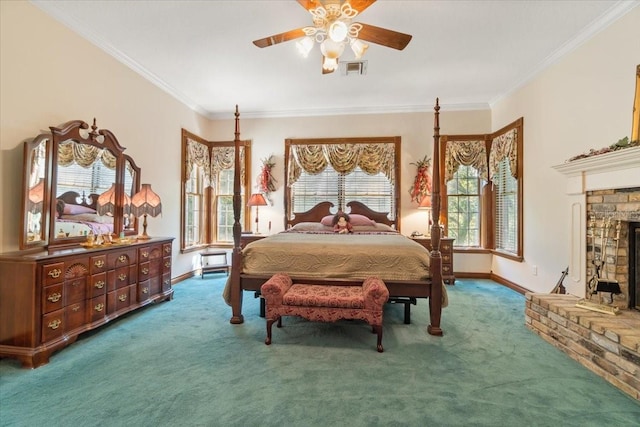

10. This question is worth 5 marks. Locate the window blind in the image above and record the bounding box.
[494,158,517,252]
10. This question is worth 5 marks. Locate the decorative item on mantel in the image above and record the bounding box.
[131,184,162,240]
[566,136,639,162]
[409,155,432,204]
[257,155,277,203]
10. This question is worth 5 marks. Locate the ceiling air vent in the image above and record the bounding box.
[340,61,367,76]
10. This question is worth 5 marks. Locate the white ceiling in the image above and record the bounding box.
[32,0,637,119]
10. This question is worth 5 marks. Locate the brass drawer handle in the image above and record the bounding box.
[94,303,104,312]
[118,255,127,263]
[47,292,62,303]
[443,255,450,262]
[443,266,450,272]
[164,246,170,253]
[442,245,451,251]
[164,261,171,268]
[142,267,149,275]
[142,287,149,294]
[72,305,80,312]
[94,260,105,268]
[118,294,127,302]
[118,274,127,281]
[47,269,62,279]
[142,251,149,258]
[48,319,61,330]
[94,280,105,289]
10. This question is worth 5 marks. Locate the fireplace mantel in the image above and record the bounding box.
[552,146,640,297]
[553,146,640,194]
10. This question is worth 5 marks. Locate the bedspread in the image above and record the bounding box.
[242,231,431,281]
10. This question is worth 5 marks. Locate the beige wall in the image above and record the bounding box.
[491,6,640,292]
[2,1,637,291]
[0,1,211,275]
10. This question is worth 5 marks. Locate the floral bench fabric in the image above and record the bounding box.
[261,273,389,352]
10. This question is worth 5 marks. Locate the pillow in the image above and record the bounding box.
[320,213,375,227]
[63,203,96,215]
[289,222,333,232]
[352,223,396,232]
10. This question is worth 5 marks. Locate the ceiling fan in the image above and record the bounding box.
[252,0,412,74]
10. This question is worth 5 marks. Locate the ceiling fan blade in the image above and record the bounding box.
[348,0,376,14]
[253,28,307,48]
[356,23,412,50]
[297,0,322,12]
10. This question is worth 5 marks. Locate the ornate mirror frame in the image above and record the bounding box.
[19,119,140,249]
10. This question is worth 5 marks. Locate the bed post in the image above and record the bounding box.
[230,105,244,324]
[428,98,444,336]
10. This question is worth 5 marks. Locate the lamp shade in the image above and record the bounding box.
[97,184,132,216]
[247,193,267,207]
[96,184,117,216]
[418,196,432,209]
[131,184,162,217]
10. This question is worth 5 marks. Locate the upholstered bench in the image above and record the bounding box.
[261,274,390,352]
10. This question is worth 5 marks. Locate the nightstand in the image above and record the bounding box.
[411,236,455,284]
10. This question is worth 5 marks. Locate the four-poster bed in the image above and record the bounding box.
[227,100,446,335]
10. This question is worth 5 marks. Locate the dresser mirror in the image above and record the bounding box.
[19,119,140,249]
[20,133,50,249]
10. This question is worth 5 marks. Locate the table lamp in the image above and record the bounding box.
[247,193,267,234]
[418,196,432,235]
[131,184,162,240]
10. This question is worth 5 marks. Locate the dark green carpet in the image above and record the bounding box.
[1,276,638,426]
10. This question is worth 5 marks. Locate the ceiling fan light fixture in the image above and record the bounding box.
[322,57,339,72]
[320,39,345,59]
[296,36,315,58]
[350,38,368,60]
[328,20,348,42]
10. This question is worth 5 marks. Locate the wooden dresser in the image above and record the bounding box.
[0,237,173,368]
[411,236,455,284]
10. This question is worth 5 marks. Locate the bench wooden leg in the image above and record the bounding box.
[265,316,282,345]
[372,324,384,353]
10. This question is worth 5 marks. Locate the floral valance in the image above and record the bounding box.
[489,128,518,180]
[58,140,117,170]
[288,143,395,186]
[444,140,488,183]
[185,138,245,189]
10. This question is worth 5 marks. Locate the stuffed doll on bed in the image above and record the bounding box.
[332,212,353,234]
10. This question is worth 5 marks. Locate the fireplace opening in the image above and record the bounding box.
[630,222,639,310]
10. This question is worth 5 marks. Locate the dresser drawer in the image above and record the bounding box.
[107,248,137,269]
[89,295,107,322]
[90,255,107,274]
[138,280,151,302]
[138,261,151,281]
[42,284,64,313]
[64,277,86,304]
[66,301,86,331]
[89,273,107,298]
[42,262,65,286]
[162,256,171,274]
[108,266,131,290]
[42,309,64,342]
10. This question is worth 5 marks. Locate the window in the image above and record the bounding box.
[285,137,400,223]
[180,129,251,251]
[447,165,482,247]
[441,118,523,259]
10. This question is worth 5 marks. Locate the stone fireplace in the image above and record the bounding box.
[553,147,640,305]
[585,188,640,309]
